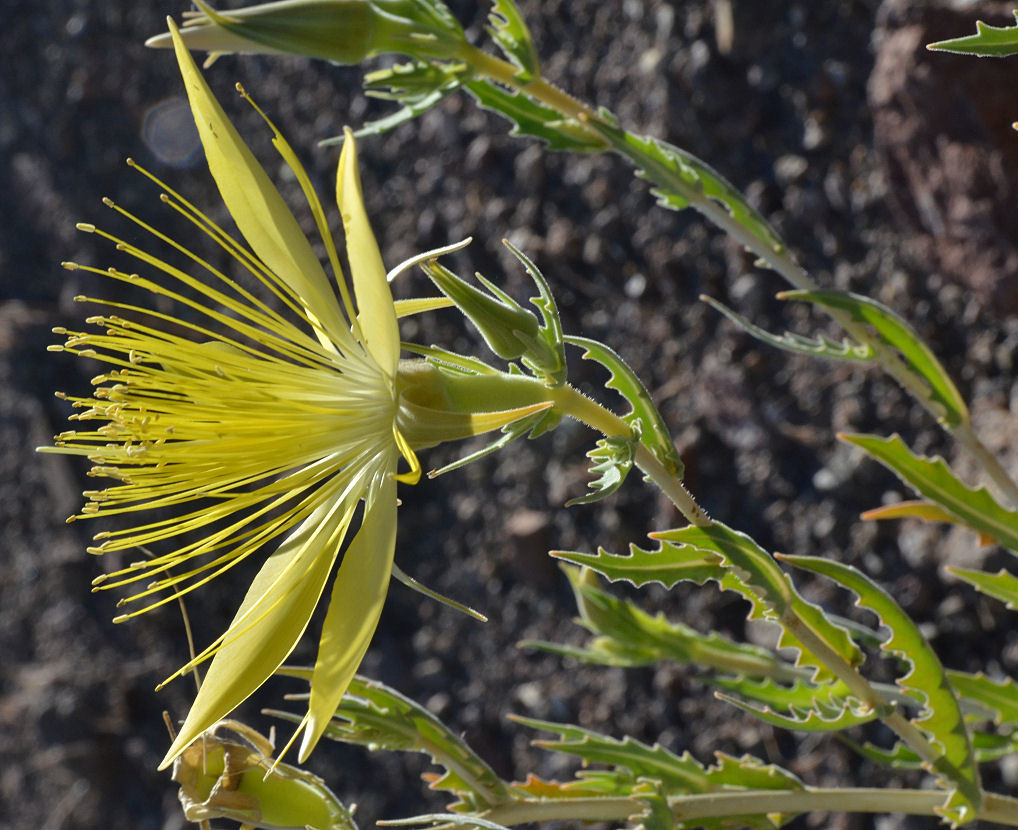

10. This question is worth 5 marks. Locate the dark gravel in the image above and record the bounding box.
[4,2,1018,829]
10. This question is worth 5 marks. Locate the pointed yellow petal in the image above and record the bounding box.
[159,497,353,769]
[299,473,397,761]
[336,128,400,373]
[168,19,349,347]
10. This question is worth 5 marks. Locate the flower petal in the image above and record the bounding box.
[336,128,400,374]
[298,472,397,761]
[159,496,354,770]
[168,19,350,348]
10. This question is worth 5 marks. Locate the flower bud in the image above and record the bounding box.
[146,0,468,65]
[172,720,355,830]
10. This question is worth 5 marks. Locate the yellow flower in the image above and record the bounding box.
[44,20,545,771]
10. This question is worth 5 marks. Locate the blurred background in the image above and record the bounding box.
[4,1,1018,828]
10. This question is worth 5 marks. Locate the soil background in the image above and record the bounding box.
[4,1,1018,829]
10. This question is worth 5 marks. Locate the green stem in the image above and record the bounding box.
[455,45,1018,510]
[549,383,709,526]
[478,789,1018,827]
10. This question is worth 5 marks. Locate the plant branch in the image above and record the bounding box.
[476,788,1018,827]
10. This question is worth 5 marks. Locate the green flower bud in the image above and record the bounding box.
[421,259,542,363]
[146,0,468,65]
[172,720,355,830]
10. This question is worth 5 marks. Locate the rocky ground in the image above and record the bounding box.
[4,1,1018,829]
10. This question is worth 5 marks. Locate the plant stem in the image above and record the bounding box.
[549,383,708,526]
[455,45,1018,509]
[478,788,1018,827]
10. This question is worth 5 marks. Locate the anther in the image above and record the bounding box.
[75,223,95,233]
[102,196,114,208]
[61,261,79,270]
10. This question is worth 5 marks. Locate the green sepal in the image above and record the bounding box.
[781,555,982,825]
[564,335,684,477]
[780,290,969,427]
[927,12,1018,56]
[841,433,1018,555]
[464,79,607,152]
[701,295,874,361]
[502,240,567,385]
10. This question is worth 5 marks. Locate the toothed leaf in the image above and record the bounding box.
[270,673,509,812]
[842,433,1018,555]
[660,524,864,682]
[465,79,606,152]
[928,12,1018,56]
[717,691,879,732]
[487,0,540,78]
[949,567,1018,611]
[587,115,786,256]
[553,538,723,589]
[781,556,981,824]
[701,295,874,361]
[565,335,684,478]
[947,670,1018,726]
[781,291,968,427]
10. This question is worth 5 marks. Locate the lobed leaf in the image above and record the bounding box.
[947,670,1018,726]
[553,538,723,590]
[927,12,1018,57]
[844,731,1018,768]
[948,567,1018,612]
[661,524,864,682]
[465,79,607,152]
[861,500,997,547]
[487,0,540,79]
[716,691,878,733]
[781,291,968,427]
[781,556,981,825]
[841,433,1018,555]
[270,673,509,812]
[564,335,684,477]
[541,565,804,682]
[587,114,786,256]
[701,295,874,361]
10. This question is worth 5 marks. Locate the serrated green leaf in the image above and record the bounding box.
[630,780,678,830]
[701,295,874,361]
[947,670,1018,726]
[780,291,968,427]
[566,436,637,506]
[927,11,1018,56]
[564,335,684,478]
[465,79,607,152]
[512,716,713,792]
[379,814,510,830]
[551,565,806,682]
[553,539,723,589]
[717,691,879,732]
[843,730,1018,768]
[661,524,864,683]
[780,556,981,824]
[714,675,864,714]
[949,567,1018,611]
[487,0,540,79]
[862,501,998,547]
[841,433,1018,555]
[587,116,786,256]
[270,673,510,812]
